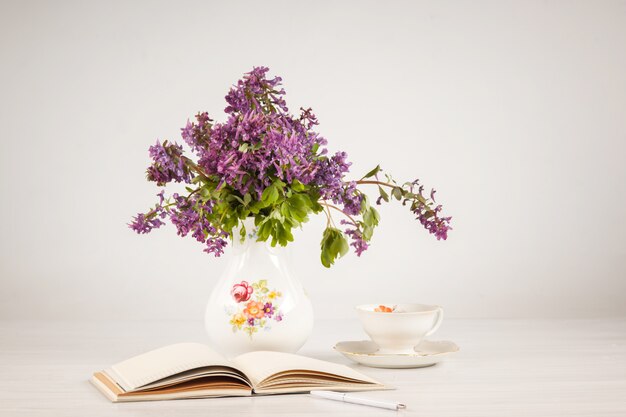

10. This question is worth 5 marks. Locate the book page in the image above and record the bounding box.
[91,372,252,402]
[108,343,237,391]
[232,351,381,389]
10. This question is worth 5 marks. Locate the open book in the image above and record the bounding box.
[91,343,386,402]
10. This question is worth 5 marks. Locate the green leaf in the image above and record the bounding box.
[362,225,374,240]
[391,186,403,201]
[320,228,348,268]
[307,190,324,213]
[200,186,211,200]
[273,221,294,246]
[363,207,380,227]
[259,179,286,209]
[223,213,238,231]
[285,194,310,223]
[238,207,251,219]
[362,165,381,179]
[283,224,294,244]
[291,179,306,192]
[331,233,349,257]
[378,186,389,203]
[256,219,273,241]
[261,185,279,205]
[360,194,370,213]
[270,207,285,222]
[229,194,245,205]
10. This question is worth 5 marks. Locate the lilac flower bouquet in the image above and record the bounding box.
[130,67,451,267]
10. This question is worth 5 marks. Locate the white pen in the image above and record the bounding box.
[310,390,406,411]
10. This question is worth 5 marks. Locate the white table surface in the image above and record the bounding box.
[1,318,625,416]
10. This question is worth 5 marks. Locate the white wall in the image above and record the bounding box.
[1,0,625,321]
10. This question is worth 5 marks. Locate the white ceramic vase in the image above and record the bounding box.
[204,218,314,357]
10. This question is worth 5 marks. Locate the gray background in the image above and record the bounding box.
[1,0,625,320]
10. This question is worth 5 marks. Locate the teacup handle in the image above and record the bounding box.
[425,306,444,337]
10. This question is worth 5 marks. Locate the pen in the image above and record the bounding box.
[310,390,406,411]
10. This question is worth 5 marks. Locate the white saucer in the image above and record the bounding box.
[334,340,459,369]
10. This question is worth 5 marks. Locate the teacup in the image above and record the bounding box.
[356,304,444,354]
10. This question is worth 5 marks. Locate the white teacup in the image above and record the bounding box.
[356,304,444,354]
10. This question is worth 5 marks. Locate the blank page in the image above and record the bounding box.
[232,351,380,388]
[107,343,233,391]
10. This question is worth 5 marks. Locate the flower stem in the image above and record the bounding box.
[183,157,210,179]
[186,187,202,201]
[320,202,358,227]
[356,180,395,188]
[323,203,332,227]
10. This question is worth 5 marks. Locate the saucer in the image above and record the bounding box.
[334,340,459,369]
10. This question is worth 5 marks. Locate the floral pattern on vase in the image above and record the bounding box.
[228,279,284,337]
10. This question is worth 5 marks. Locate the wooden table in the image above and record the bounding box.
[1,319,625,416]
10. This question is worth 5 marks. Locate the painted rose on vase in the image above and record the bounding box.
[231,281,253,303]
[228,279,284,337]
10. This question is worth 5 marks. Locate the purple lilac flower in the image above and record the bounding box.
[181,112,212,152]
[146,140,190,185]
[414,204,452,240]
[167,193,230,256]
[129,191,168,234]
[169,195,206,239]
[263,303,274,317]
[247,317,255,326]
[313,151,350,197]
[180,67,353,210]
[344,228,369,256]
[299,107,319,129]
[204,237,228,257]
[274,313,283,322]
[128,213,165,234]
[409,181,452,240]
[338,181,363,216]
[311,151,363,215]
